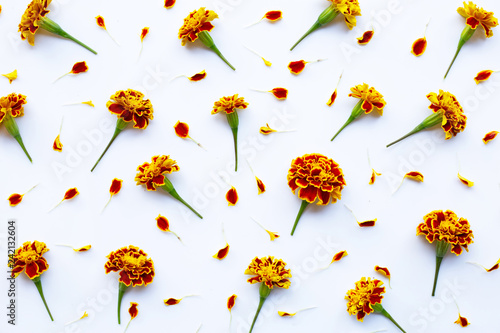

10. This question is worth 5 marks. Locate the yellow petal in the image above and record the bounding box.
[2,70,17,84]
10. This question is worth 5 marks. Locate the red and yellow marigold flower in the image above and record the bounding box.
[388,90,466,147]
[11,241,54,320]
[0,93,32,162]
[105,245,154,324]
[179,8,235,70]
[245,257,291,333]
[287,153,346,235]
[345,277,405,332]
[417,210,473,296]
[291,0,361,50]
[445,2,497,78]
[19,0,96,54]
[331,83,386,141]
[91,89,153,172]
[135,155,202,219]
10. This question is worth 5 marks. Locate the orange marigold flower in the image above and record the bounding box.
[349,83,386,115]
[212,94,248,115]
[11,240,49,279]
[427,90,466,139]
[0,93,27,122]
[474,69,494,83]
[135,155,179,191]
[18,0,51,46]
[411,37,427,56]
[345,277,385,322]
[482,130,498,143]
[458,1,498,37]
[357,30,374,44]
[107,89,154,130]
[178,8,218,46]
[105,245,154,287]
[245,256,291,290]
[225,187,238,206]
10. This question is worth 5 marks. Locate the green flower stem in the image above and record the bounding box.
[249,283,271,333]
[3,114,32,162]
[331,100,363,141]
[386,111,443,148]
[226,112,239,171]
[198,31,235,70]
[372,303,406,333]
[91,118,128,172]
[444,26,475,79]
[291,200,309,236]
[161,179,203,219]
[432,240,450,297]
[117,282,128,324]
[290,5,339,51]
[39,17,97,55]
[32,276,54,321]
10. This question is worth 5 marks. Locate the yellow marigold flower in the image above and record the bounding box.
[346,277,405,332]
[0,93,32,162]
[387,90,466,147]
[417,210,473,296]
[291,0,361,50]
[245,256,291,333]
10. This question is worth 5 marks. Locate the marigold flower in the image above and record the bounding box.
[417,210,473,296]
[291,0,361,50]
[444,2,497,78]
[483,130,498,143]
[246,256,291,333]
[0,93,32,162]
[105,245,154,323]
[103,178,122,211]
[331,83,386,141]
[346,277,405,331]
[19,0,96,53]
[73,245,91,252]
[179,8,235,70]
[357,30,374,44]
[388,90,466,147]
[155,215,181,241]
[11,241,54,320]
[2,69,17,84]
[287,153,346,235]
[135,155,202,219]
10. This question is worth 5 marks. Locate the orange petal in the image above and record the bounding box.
[70,61,88,74]
[278,311,296,317]
[164,0,176,9]
[256,177,266,194]
[53,134,63,152]
[156,215,171,232]
[358,219,376,227]
[73,245,91,252]
[64,188,79,200]
[404,171,424,182]
[95,16,106,29]
[129,302,138,319]
[330,250,348,264]
[8,193,24,206]
[270,87,288,99]
[288,60,306,75]
[2,69,17,84]
[457,173,474,187]
[326,89,337,107]
[174,121,189,138]
[259,124,277,135]
[109,178,123,196]
[226,187,238,206]
[164,298,182,306]
[369,169,382,185]
[357,30,374,45]
[188,70,207,82]
[213,244,230,260]
[454,315,470,327]
[264,11,282,21]
[227,294,237,311]
[411,37,427,56]
[474,70,494,84]
[482,130,498,144]
[375,266,391,279]
[140,27,149,42]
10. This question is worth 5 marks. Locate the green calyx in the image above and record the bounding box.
[160,178,203,219]
[2,113,32,162]
[290,5,340,51]
[226,112,239,171]
[249,283,271,333]
[32,276,54,321]
[386,111,443,148]
[444,26,475,79]
[432,240,450,296]
[39,17,97,54]
[331,99,364,141]
[198,31,235,70]
[372,303,406,333]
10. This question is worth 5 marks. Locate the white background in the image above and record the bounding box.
[1,0,500,332]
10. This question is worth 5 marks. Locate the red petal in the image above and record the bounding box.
[174,121,189,138]
[256,177,266,194]
[331,250,348,263]
[109,178,123,195]
[128,302,138,319]
[357,30,374,45]
[482,130,498,144]
[8,193,23,206]
[227,294,237,311]
[213,244,230,260]
[474,70,494,84]
[156,215,170,231]
[71,61,88,74]
[358,219,376,227]
[164,298,181,306]
[64,188,79,200]
[96,16,105,28]
[264,11,282,21]
[288,60,306,75]
[226,187,238,206]
[327,90,337,107]
[466,17,479,29]
[188,70,207,82]
[164,0,176,8]
[411,37,427,56]
[270,87,288,99]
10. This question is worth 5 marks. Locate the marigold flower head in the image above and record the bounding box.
[345,277,385,321]
[179,8,218,46]
[135,155,179,191]
[458,1,498,37]
[245,256,291,290]
[212,94,248,115]
[427,90,466,140]
[11,241,49,279]
[105,245,154,287]
[328,0,361,29]
[18,0,51,45]
[287,153,346,205]
[417,210,473,255]
[349,83,386,115]
[106,89,153,129]
[0,93,27,123]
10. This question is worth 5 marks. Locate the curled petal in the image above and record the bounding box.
[8,193,24,206]
[259,124,277,135]
[226,187,238,206]
[411,37,427,56]
[357,30,374,45]
[109,178,123,196]
[213,244,230,260]
[53,134,63,152]
[404,171,424,182]
[266,230,280,241]
[188,70,207,82]
[455,315,470,327]
[483,130,498,144]
[278,311,296,317]
[264,11,282,21]
[327,90,337,107]
[288,60,306,75]
[227,294,237,311]
[95,16,106,29]
[330,250,348,264]
[374,266,391,280]
[129,302,138,319]
[256,177,266,194]
[457,173,474,187]
[270,87,288,99]
[74,245,91,252]
[369,169,381,185]
[64,188,79,200]
[71,61,88,74]
[164,298,182,306]
[474,70,494,84]
[140,27,149,42]
[358,219,376,227]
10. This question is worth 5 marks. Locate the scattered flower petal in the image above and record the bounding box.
[330,250,348,264]
[486,259,500,272]
[213,244,230,260]
[374,266,391,282]
[53,134,63,152]
[404,171,424,182]
[164,0,176,9]
[457,173,474,187]
[357,30,374,44]
[70,61,88,74]
[411,37,427,56]
[288,60,306,75]
[109,178,123,196]
[227,294,237,311]
[256,177,266,194]
[174,121,189,138]
[2,70,17,84]
[483,130,498,144]
[140,27,149,42]
[156,215,171,232]
[358,219,376,227]
[265,230,280,241]
[188,70,207,82]
[164,298,182,306]
[474,70,494,84]
[369,169,382,185]
[226,187,238,206]
[73,245,91,252]
[264,11,282,21]
[95,15,106,29]
[259,123,277,135]
[80,101,94,107]
[8,193,24,206]
[278,311,296,317]
[128,302,138,320]
[327,90,338,107]
[80,312,88,319]
[270,87,288,99]
[455,314,470,327]
[64,188,79,200]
